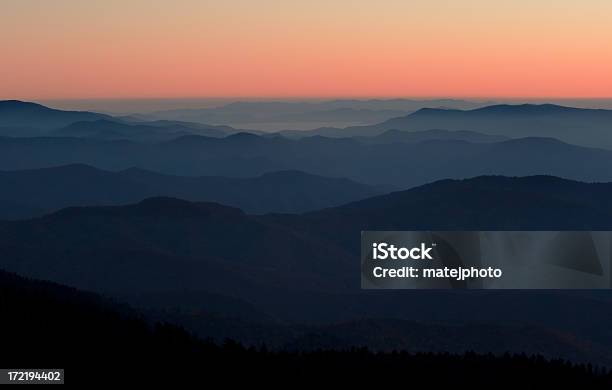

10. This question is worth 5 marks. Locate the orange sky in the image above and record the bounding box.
[2,0,612,99]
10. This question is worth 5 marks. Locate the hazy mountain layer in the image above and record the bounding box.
[0,164,387,219]
[286,104,612,149]
[53,119,227,141]
[144,98,487,130]
[0,100,110,130]
[0,100,241,140]
[2,132,612,187]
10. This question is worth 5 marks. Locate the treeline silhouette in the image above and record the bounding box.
[1,269,611,386]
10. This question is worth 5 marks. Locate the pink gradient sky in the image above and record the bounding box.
[2,0,612,100]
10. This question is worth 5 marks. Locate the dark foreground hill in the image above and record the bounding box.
[2,176,612,365]
[3,132,612,187]
[2,269,611,385]
[0,164,387,218]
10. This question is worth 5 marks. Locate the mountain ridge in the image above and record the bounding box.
[284,103,612,148]
[0,100,111,130]
[2,175,612,343]
[0,100,249,139]
[53,118,227,141]
[0,164,387,218]
[3,131,612,187]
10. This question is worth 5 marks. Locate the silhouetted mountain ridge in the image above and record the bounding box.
[2,175,612,330]
[143,98,487,131]
[355,128,508,144]
[0,100,244,140]
[0,164,386,218]
[3,131,612,187]
[289,103,612,149]
[0,100,110,130]
[52,196,245,219]
[305,174,612,233]
[53,119,227,141]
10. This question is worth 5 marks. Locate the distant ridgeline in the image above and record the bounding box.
[2,101,612,189]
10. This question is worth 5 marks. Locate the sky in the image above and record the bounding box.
[2,0,612,100]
